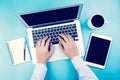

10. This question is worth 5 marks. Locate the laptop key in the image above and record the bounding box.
[52,40,59,45]
[32,23,78,47]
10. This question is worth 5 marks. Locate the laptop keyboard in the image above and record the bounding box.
[32,23,78,47]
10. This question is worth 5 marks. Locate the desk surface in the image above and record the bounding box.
[0,0,120,80]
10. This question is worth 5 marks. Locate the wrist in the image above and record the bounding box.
[69,54,79,59]
[37,60,47,65]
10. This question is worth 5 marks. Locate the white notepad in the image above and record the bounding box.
[7,38,30,65]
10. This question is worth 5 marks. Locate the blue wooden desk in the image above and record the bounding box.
[0,0,120,80]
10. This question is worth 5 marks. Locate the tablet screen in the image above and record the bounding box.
[85,36,111,66]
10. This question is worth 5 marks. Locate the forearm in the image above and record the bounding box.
[31,63,47,80]
[71,56,98,80]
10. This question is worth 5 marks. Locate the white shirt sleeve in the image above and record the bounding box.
[31,63,47,80]
[71,56,98,80]
[31,56,98,80]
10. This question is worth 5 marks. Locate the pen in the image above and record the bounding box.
[24,41,26,61]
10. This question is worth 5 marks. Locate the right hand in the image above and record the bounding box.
[58,34,79,59]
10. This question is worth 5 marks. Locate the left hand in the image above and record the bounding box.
[36,37,54,64]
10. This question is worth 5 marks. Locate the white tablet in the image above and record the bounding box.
[84,33,112,69]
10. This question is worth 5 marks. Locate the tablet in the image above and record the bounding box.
[84,33,112,69]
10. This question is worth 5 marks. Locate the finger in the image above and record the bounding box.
[59,42,64,52]
[36,39,42,47]
[41,37,48,47]
[60,34,69,42]
[68,35,74,42]
[58,36,65,45]
[66,34,71,41]
[36,40,39,47]
[45,38,51,48]
[49,43,54,56]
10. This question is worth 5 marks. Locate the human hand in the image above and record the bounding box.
[36,37,53,64]
[58,34,79,59]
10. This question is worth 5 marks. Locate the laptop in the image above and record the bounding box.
[17,4,85,64]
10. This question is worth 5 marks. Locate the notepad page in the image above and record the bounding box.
[8,38,30,65]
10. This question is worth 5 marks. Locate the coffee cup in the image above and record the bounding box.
[88,14,109,29]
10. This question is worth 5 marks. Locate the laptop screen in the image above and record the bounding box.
[19,4,82,27]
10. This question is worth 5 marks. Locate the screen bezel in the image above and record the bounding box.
[84,33,112,69]
[17,4,83,28]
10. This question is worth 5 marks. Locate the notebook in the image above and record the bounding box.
[7,38,30,65]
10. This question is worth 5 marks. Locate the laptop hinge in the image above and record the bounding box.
[32,20,74,28]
